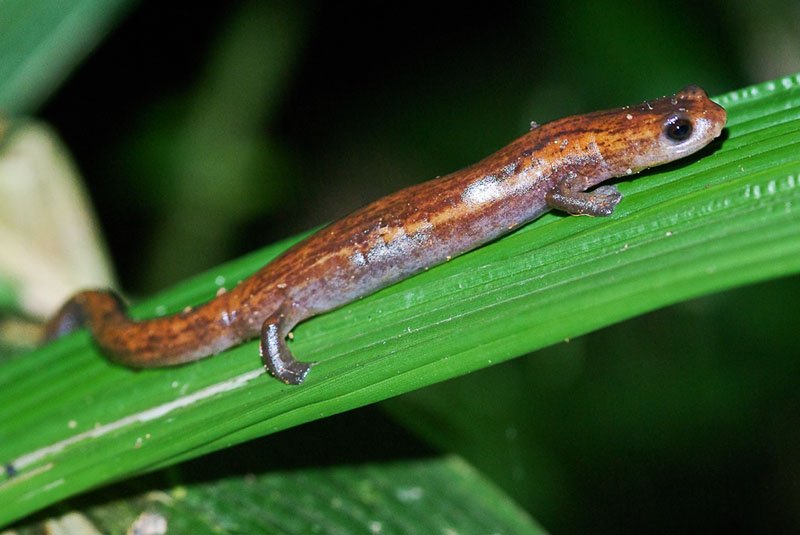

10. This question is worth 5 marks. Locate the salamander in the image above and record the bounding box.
[44,85,727,385]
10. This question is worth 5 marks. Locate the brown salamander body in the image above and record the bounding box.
[45,86,727,384]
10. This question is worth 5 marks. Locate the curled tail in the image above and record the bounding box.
[44,290,127,342]
[43,289,244,368]
[44,287,314,383]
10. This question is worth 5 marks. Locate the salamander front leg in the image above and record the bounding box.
[546,176,623,216]
[260,312,313,385]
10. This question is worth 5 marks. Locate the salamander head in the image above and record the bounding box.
[622,85,727,172]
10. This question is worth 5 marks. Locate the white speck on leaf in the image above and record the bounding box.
[396,486,424,502]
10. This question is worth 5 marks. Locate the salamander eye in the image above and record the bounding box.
[664,114,693,142]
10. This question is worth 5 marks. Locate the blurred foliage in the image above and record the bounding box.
[2,0,800,533]
[0,0,133,114]
[114,1,305,286]
[69,458,545,535]
[12,456,545,534]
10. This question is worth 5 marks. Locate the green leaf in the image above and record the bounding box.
[14,456,545,534]
[2,73,800,526]
[0,0,134,115]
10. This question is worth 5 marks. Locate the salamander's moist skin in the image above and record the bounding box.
[45,86,727,385]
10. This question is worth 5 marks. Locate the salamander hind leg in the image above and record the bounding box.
[260,309,314,385]
[546,180,623,217]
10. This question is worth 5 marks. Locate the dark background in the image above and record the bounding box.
[42,0,752,293]
[34,1,800,532]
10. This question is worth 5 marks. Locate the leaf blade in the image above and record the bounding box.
[2,74,800,525]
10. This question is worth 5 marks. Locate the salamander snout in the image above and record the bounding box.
[675,85,727,134]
